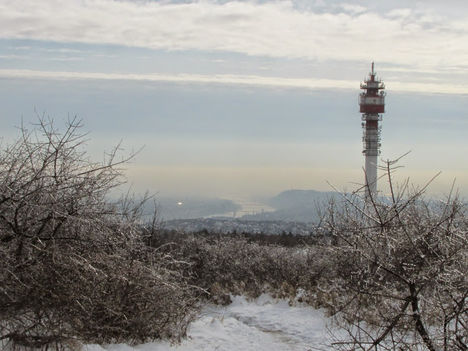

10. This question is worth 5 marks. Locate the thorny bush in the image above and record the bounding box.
[326,159,468,351]
[0,119,200,349]
[146,231,332,306]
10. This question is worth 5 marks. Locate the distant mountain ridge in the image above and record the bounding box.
[268,189,340,209]
[242,189,342,223]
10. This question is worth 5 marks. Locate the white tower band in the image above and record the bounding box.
[359,63,386,200]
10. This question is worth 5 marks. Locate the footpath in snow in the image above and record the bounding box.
[84,295,333,351]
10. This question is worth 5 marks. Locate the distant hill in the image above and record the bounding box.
[268,189,340,209]
[242,189,342,223]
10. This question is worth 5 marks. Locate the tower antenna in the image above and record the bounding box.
[359,63,386,201]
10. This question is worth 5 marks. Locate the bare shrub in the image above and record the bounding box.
[0,118,200,349]
[147,232,331,304]
[325,160,468,350]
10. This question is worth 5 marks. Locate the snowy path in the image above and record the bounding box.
[84,295,333,351]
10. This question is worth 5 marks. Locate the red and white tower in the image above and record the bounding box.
[359,62,386,200]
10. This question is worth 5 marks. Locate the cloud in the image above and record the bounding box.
[338,3,367,15]
[1,68,467,95]
[0,55,27,60]
[0,68,355,90]
[1,1,468,72]
[387,8,412,18]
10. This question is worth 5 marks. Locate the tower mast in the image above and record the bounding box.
[359,63,386,200]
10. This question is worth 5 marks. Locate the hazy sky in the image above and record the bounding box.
[1,0,468,198]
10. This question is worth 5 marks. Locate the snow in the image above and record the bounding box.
[83,295,333,351]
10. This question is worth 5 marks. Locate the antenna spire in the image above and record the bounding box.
[359,62,386,201]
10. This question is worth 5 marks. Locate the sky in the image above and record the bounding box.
[1,0,468,199]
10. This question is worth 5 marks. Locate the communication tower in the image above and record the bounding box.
[359,63,386,200]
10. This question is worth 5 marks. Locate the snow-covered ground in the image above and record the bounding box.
[84,295,333,351]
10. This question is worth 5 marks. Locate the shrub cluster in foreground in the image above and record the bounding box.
[323,164,468,350]
[0,120,201,349]
[147,230,332,305]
